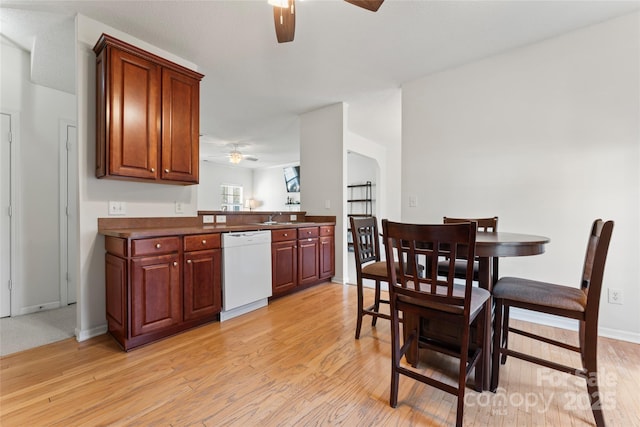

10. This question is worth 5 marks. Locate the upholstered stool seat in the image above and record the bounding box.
[493,277,587,312]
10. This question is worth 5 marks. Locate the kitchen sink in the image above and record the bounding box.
[256,221,293,225]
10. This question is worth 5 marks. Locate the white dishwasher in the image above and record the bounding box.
[221,230,272,321]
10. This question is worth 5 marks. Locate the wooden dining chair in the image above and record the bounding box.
[382,220,490,427]
[491,219,614,427]
[350,216,391,339]
[438,216,499,285]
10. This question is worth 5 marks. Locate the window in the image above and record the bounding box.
[220,184,243,211]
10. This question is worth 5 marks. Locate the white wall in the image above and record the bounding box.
[198,162,253,210]
[300,103,346,282]
[1,38,76,314]
[402,13,639,341]
[346,90,402,224]
[253,165,300,212]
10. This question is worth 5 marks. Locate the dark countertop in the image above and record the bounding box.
[98,221,335,239]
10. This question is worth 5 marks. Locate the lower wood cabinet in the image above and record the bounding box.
[104,233,221,350]
[130,252,181,337]
[183,248,222,321]
[271,238,297,295]
[319,226,335,280]
[271,225,335,298]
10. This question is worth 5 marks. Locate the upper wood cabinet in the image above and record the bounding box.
[94,34,204,185]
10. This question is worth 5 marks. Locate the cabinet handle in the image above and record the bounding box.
[151,167,155,173]
[186,259,192,264]
[155,243,161,249]
[283,233,288,237]
[165,169,170,173]
[173,261,178,267]
[201,239,206,245]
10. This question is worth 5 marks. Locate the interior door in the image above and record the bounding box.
[1,113,12,317]
[60,122,77,304]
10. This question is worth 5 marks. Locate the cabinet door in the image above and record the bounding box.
[105,253,127,344]
[272,240,297,296]
[298,237,319,286]
[108,47,160,180]
[319,235,335,279]
[131,253,181,337]
[184,249,221,321]
[161,68,200,183]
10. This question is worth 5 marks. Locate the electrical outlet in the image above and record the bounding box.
[216,215,226,223]
[608,288,623,305]
[108,201,126,215]
[409,196,418,207]
[290,214,297,221]
[202,215,214,224]
[175,202,184,214]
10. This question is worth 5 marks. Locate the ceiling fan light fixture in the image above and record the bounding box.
[229,150,243,164]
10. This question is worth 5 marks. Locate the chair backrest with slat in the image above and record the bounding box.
[581,219,614,324]
[444,216,497,233]
[383,220,477,316]
[350,216,381,267]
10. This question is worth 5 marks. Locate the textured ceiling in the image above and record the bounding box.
[1,0,638,168]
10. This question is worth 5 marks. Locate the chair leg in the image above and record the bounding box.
[492,257,499,287]
[582,323,606,427]
[389,304,401,408]
[372,279,381,327]
[579,319,587,368]
[473,301,487,393]
[456,321,471,427]
[585,364,606,427]
[500,305,510,365]
[402,313,420,367]
[491,299,503,392]
[355,279,364,339]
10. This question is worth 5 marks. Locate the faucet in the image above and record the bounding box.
[268,212,281,223]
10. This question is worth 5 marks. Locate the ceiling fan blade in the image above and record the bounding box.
[273,0,296,43]
[344,0,384,12]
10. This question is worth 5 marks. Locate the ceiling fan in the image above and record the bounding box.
[227,144,259,164]
[270,0,384,43]
[201,141,259,165]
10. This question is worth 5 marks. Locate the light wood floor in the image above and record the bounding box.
[1,282,638,426]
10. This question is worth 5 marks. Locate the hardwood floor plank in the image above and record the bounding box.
[1,282,638,426]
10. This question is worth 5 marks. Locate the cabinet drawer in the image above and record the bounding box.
[298,226,319,239]
[319,226,334,237]
[184,233,220,251]
[272,228,296,242]
[131,237,180,256]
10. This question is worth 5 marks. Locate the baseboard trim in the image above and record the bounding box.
[18,301,61,315]
[509,308,640,344]
[76,324,108,342]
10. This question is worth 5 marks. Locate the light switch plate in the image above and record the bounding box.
[108,201,126,215]
[202,215,214,224]
[217,215,226,223]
